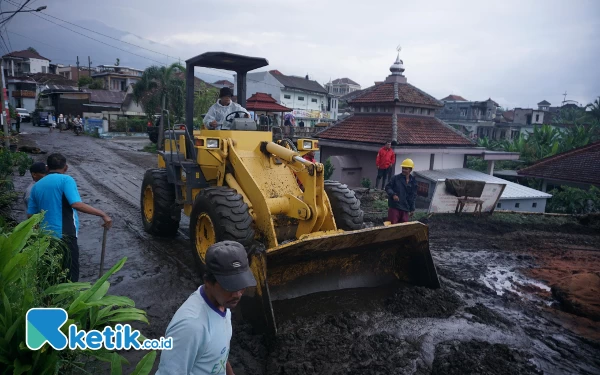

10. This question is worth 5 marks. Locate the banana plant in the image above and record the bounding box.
[0,215,157,375]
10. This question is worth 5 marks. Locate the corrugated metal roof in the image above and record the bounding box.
[414,168,552,200]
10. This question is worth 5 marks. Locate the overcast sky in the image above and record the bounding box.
[5,0,600,108]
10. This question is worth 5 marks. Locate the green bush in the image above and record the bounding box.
[0,215,157,374]
[373,199,388,211]
[324,158,335,180]
[361,177,372,188]
[115,118,147,133]
[546,185,600,214]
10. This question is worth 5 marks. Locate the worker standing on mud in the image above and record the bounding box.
[375,141,395,189]
[385,158,416,224]
[27,153,113,281]
[203,87,250,130]
[157,241,256,375]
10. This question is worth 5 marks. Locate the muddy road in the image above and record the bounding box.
[13,123,600,374]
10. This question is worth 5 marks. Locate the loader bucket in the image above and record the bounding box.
[242,221,439,336]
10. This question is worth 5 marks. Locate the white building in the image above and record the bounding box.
[236,70,337,125]
[91,65,143,91]
[325,78,361,96]
[1,50,51,111]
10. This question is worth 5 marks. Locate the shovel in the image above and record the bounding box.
[99,227,109,278]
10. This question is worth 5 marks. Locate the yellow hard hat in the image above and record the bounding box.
[401,158,415,169]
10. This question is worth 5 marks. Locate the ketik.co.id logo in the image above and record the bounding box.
[26,308,172,350]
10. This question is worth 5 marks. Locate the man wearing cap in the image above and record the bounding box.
[23,161,47,210]
[157,240,256,375]
[203,87,251,130]
[385,158,417,224]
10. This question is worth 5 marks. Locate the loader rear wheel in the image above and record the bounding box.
[190,187,255,275]
[141,169,181,236]
[324,181,364,231]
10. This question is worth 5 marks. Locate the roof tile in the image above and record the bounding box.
[350,83,442,107]
[245,92,291,112]
[317,114,475,146]
[517,141,600,186]
[2,49,50,61]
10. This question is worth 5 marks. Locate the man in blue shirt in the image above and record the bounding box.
[157,241,257,375]
[27,153,112,281]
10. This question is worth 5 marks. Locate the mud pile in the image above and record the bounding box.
[386,286,463,318]
[551,272,600,321]
[465,303,514,328]
[431,340,542,375]
[266,312,424,375]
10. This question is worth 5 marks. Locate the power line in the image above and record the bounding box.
[5,0,180,63]
[0,1,14,51]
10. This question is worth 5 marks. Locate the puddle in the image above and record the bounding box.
[480,265,551,297]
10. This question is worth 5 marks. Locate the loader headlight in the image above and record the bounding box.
[206,139,219,148]
[303,141,312,149]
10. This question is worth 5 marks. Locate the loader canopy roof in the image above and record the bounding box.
[186,52,269,73]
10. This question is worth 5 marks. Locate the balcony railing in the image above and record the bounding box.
[12,90,36,98]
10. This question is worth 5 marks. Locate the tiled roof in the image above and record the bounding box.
[245,92,291,112]
[332,78,359,85]
[441,94,468,101]
[537,100,551,105]
[85,89,126,104]
[502,110,514,121]
[350,83,443,107]
[271,73,327,94]
[517,141,600,186]
[317,114,475,146]
[2,49,50,61]
[214,79,234,87]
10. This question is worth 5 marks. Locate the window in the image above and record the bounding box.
[417,182,429,197]
[311,98,317,103]
[497,203,501,208]
[535,114,540,122]
[532,202,537,208]
[399,106,405,113]
[515,203,520,208]
[284,94,291,99]
[511,130,520,139]
[460,108,467,117]
[448,106,453,110]
[298,96,304,101]
[407,107,414,114]
[415,108,421,115]
[42,66,47,73]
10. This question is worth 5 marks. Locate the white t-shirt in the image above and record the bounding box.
[156,286,232,375]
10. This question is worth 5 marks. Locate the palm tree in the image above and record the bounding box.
[586,97,600,121]
[133,63,185,147]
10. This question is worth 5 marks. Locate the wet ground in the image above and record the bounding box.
[11,123,600,374]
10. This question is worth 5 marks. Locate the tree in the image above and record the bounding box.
[88,78,105,90]
[115,58,120,66]
[133,63,186,147]
[194,84,219,128]
[586,96,600,121]
[78,76,93,87]
[26,46,38,54]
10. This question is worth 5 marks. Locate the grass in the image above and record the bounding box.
[143,143,158,153]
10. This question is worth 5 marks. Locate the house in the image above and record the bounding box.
[436,94,507,140]
[236,70,336,125]
[213,79,234,89]
[325,78,361,96]
[314,51,546,211]
[56,65,92,81]
[2,50,51,76]
[517,141,600,192]
[91,65,143,91]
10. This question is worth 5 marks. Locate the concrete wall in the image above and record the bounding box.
[321,146,377,187]
[532,110,545,124]
[28,58,49,74]
[496,198,546,213]
[280,89,326,112]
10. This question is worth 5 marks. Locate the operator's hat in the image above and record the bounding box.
[219,87,233,98]
[205,241,256,292]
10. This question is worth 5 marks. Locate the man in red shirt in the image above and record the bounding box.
[375,141,395,189]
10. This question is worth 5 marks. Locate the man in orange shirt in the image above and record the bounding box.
[375,141,395,189]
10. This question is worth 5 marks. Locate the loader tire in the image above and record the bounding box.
[190,187,255,275]
[324,181,364,231]
[141,169,181,236]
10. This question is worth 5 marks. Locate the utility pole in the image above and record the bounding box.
[88,56,92,81]
[1,56,8,148]
[562,91,567,105]
[76,56,80,90]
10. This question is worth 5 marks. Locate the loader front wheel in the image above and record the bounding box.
[190,187,255,275]
[324,181,364,231]
[141,169,181,236]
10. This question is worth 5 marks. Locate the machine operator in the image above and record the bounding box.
[203,87,251,130]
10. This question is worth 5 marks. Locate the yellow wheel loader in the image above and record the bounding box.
[140,52,440,335]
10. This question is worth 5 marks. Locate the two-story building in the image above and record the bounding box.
[91,65,143,91]
[436,94,503,140]
[56,65,93,81]
[325,78,361,96]
[2,50,52,111]
[236,70,337,125]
